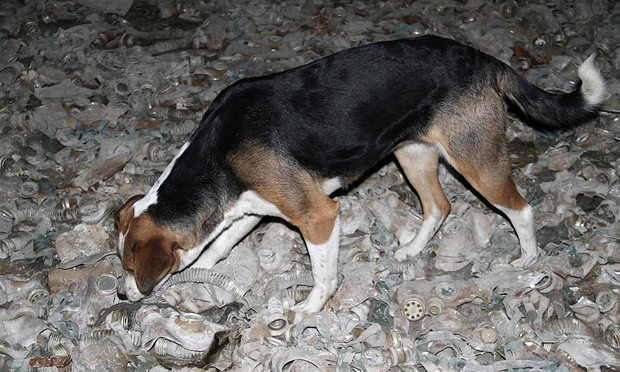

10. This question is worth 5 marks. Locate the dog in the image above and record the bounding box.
[116,35,607,313]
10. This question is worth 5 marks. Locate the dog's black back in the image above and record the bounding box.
[196,37,495,179]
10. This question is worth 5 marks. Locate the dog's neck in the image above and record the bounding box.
[145,138,243,246]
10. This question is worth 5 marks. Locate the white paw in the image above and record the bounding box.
[289,286,333,314]
[511,252,539,268]
[394,248,411,262]
[290,298,323,314]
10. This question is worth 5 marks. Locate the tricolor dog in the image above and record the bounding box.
[117,35,607,313]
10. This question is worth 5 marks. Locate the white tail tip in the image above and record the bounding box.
[578,54,610,107]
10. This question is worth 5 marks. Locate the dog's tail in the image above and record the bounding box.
[496,55,609,128]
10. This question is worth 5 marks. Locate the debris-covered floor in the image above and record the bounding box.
[1,0,620,370]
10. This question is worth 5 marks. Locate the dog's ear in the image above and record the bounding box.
[116,195,145,233]
[133,237,180,295]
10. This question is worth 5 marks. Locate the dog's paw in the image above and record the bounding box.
[510,252,539,269]
[290,299,321,314]
[394,248,410,262]
[289,287,330,314]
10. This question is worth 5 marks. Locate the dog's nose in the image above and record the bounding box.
[116,282,128,300]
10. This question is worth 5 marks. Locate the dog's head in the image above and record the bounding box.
[116,195,181,301]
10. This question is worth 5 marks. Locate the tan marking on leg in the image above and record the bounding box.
[229,143,341,312]
[395,145,451,219]
[291,214,340,313]
[424,86,538,266]
[228,143,340,244]
[393,143,451,260]
[297,196,340,244]
[423,86,525,208]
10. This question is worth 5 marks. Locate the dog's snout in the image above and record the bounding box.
[116,278,128,300]
[118,271,147,302]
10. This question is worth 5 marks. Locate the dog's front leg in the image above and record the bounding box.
[192,215,262,269]
[291,215,340,313]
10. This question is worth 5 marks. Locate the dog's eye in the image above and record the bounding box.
[120,242,137,272]
[122,260,134,273]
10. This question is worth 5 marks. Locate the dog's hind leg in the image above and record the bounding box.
[427,89,539,267]
[393,143,451,261]
[445,153,538,267]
